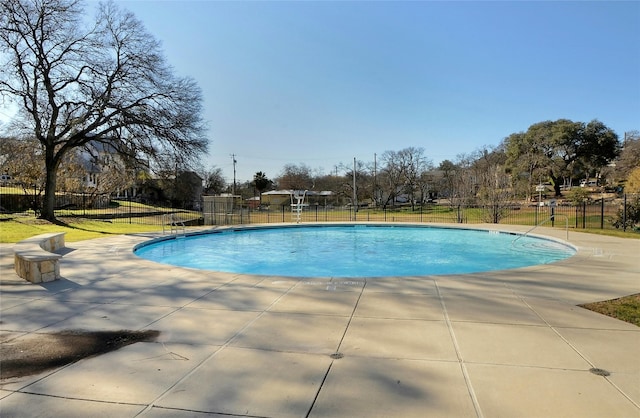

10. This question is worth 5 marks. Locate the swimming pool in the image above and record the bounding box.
[134,224,576,278]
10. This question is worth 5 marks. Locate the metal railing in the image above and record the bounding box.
[513,214,570,246]
[163,214,186,235]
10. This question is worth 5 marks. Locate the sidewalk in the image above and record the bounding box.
[1,226,639,417]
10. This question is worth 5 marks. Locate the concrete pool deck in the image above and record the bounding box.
[0,224,638,417]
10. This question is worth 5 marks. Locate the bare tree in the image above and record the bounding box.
[0,136,45,210]
[201,167,226,195]
[476,163,514,223]
[608,131,640,186]
[379,150,405,208]
[0,0,208,220]
[378,147,432,209]
[450,153,477,222]
[57,142,133,205]
[339,159,372,208]
[0,136,44,190]
[277,163,314,190]
[399,147,432,209]
[454,147,514,223]
[437,159,458,199]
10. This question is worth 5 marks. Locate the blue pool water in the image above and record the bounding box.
[135,225,575,278]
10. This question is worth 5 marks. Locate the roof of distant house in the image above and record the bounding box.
[261,190,333,196]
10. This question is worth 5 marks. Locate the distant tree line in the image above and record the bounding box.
[207,123,637,223]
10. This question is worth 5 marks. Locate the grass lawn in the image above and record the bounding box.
[580,294,640,327]
[0,217,163,243]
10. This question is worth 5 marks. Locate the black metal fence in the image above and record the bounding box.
[1,191,638,233]
[215,197,637,232]
[0,193,203,226]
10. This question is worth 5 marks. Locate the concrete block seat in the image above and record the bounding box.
[14,232,66,283]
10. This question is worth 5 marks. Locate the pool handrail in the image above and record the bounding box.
[163,213,186,235]
[512,214,569,245]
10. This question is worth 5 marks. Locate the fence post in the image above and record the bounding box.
[623,194,627,232]
[600,197,604,229]
[33,184,38,218]
[575,205,578,229]
[282,204,285,223]
[129,196,132,224]
[582,202,586,229]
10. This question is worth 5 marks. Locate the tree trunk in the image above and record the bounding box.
[41,148,60,221]
[549,171,562,197]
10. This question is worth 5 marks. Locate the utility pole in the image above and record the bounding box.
[231,154,237,196]
[353,157,357,215]
[373,153,377,207]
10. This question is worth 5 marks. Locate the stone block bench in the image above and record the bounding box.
[14,232,66,283]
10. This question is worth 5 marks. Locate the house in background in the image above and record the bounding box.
[74,141,203,209]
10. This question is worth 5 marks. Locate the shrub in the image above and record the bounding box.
[611,195,640,230]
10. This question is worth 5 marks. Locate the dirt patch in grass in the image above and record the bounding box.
[580,294,640,327]
[0,329,159,379]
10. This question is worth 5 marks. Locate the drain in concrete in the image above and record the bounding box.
[330,352,344,359]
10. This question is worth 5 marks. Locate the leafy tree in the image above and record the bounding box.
[504,119,619,197]
[502,131,547,200]
[626,167,640,194]
[252,171,272,195]
[579,120,620,172]
[567,187,591,205]
[0,0,208,220]
[171,171,203,209]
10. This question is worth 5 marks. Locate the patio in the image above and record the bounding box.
[1,225,638,417]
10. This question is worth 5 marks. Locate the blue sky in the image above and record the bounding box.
[59,2,640,182]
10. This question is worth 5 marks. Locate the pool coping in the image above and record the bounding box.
[1,223,639,417]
